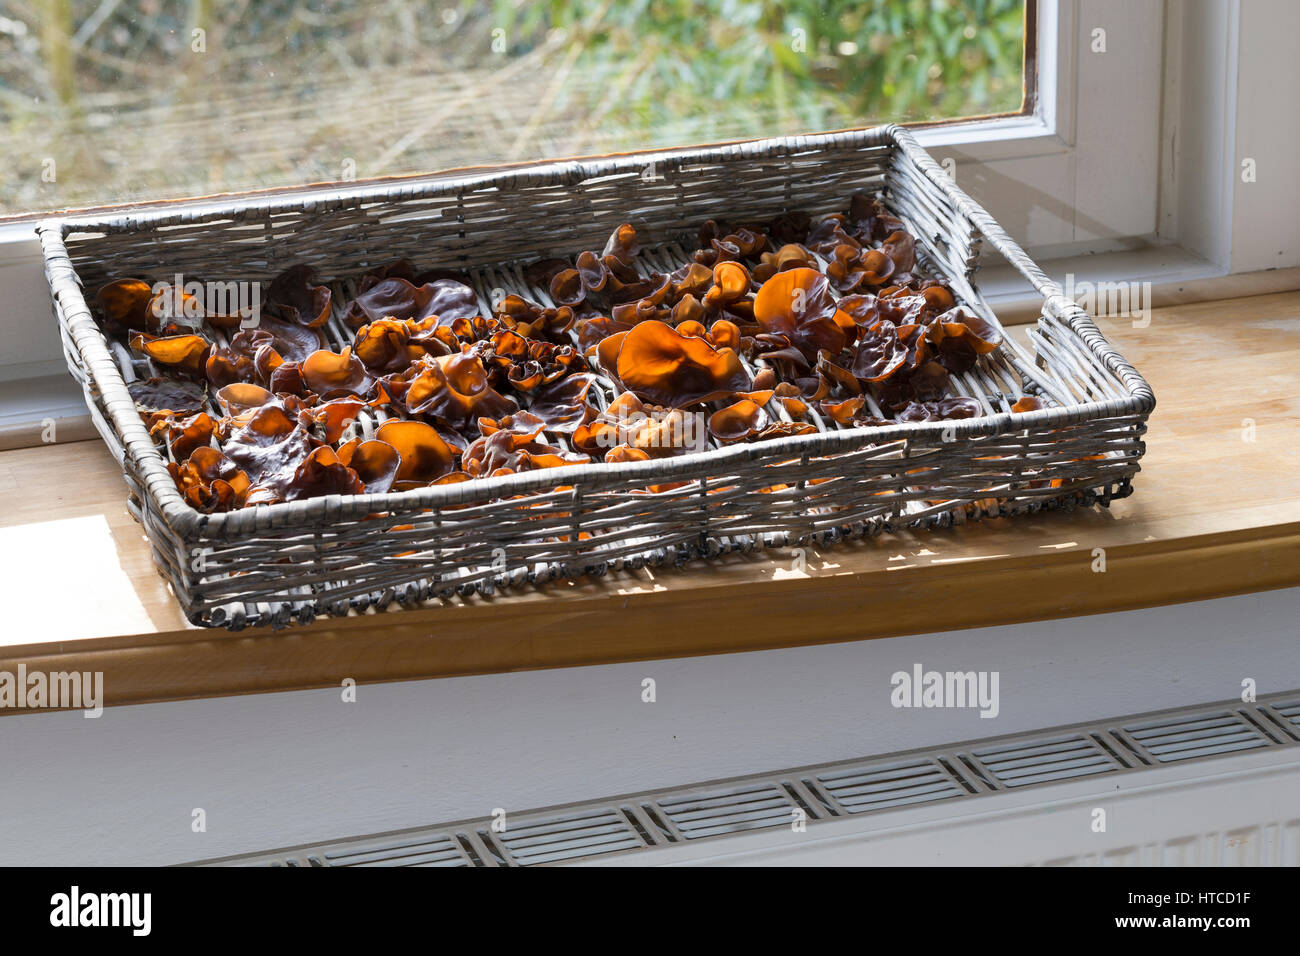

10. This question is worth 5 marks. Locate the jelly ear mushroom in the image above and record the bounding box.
[919,284,956,314]
[708,398,770,443]
[605,445,651,464]
[352,318,418,374]
[703,261,752,311]
[819,395,867,426]
[151,410,215,460]
[522,257,571,287]
[528,372,600,433]
[266,264,332,328]
[477,410,548,441]
[881,230,917,274]
[96,279,156,331]
[403,352,518,432]
[706,318,741,351]
[254,316,325,364]
[752,267,846,359]
[549,268,587,307]
[575,250,608,294]
[675,319,708,339]
[308,397,365,444]
[375,420,457,486]
[929,307,1003,354]
[169,446,251,513]
[215,383,274,416]
[130,332,213,377]
[128,377,208,420]
[595,329,628,377]
[614,320,751,407]
[602,223,640,263]
[671,294,707,327]
[346,276,478,329]
[419,279,482,324]
[284,445,366,501]
[301,346,373,399]
[673,262,715,299]
[850,321,909,383]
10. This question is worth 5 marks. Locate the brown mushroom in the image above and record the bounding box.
[151,410,215,460]
[169,446,250,513]
[528,373,600,433]
[614,320,751,407]
[128,377,208,427]
[708,399,770,443]
[266,264,332,328]
[403,353,517,434]
[752,267,847,360]
[345,276,478,329]
[283,445,366,501]
[337,438,403,494]
[375,420,457,487]
[130,332,212,377]
[850,320,909,383]
[96,279,156,332]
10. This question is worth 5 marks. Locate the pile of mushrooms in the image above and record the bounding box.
[97,194,1030,514]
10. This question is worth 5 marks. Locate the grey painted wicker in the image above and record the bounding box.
[37,126,1154,629]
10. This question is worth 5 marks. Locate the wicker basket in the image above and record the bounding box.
[37,126,1155,629]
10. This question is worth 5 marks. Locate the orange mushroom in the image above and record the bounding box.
[375,420,457,487]
[301,347,374,400]
[151,410,215,460]
[614,320,751,407]
[708,399,770,443]
[337,438,402,493]
[283,445,366,501]
[752,267,847,360]
[96,279,156,332]
[168,446,251,513]
[403,352,517,434]
[130,332,212,377]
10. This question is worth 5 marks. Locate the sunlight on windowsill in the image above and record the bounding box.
[0,515,155,644]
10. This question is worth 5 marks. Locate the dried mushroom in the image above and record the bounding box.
[96,191,1006,512]
[614,320,751,407]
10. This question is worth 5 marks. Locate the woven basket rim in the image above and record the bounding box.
[38,125,1156,541]
[38,126,903,236]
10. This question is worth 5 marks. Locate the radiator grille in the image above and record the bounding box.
[321,834,473,868]
[968,733,1128,788]
[653,783,803,840]
[812,758,967,812]
[483,808,647,866]
[1121,711,1273,763]
[199,691,1300,867]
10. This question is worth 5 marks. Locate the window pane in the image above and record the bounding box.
[0,0,1028,217]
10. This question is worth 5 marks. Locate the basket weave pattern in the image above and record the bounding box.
[38,126,1155,629]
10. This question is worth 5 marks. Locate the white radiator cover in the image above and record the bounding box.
[589,747,1300,866]
[5,587,1300,865]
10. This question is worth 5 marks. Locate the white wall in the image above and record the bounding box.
[1,587,1296,866]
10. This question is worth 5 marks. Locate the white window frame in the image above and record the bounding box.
[0,0,1293,398]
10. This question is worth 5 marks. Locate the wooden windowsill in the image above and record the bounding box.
[2,291,1298,709]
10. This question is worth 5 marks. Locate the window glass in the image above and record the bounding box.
[0,0,1028,217]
